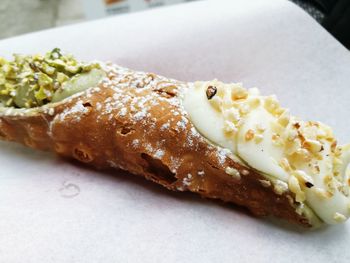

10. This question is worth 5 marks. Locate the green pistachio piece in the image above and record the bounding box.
[65,65,82,74]
[56,72,69,83]
[0,82,14,96]
[83,63,101,71]
[0,48,103,108]
[37,72,53,87]
[14,83,36,108]
[48,59,66,69]
[2,64,16,79]
[35,86,50,102]
[41,63,56,75]
[52,69,106,103]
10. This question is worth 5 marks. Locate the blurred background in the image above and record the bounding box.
[0,0,349,48]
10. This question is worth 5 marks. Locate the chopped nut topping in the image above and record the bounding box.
[206,85,217,100]
[293,170,314,186]
[277,110,290,127]
[274,180,288,195]
[231,86,248,100]
[223,121,238,134]
[334,146,342,157]
[245,129,255,141]
[293,122,301,129]
[259,179,271,188]
[225,108,240,123]
[333,212,347,222]
[331,140,337,152]
[295,148,312,162]
[288,175,306,202]
[264,95,283,116]
[0,48,101,108]
[271,133,284,147]
[225,167,241,180]
[303,139,323,153]
[279,158,292,172]
[295,203,307,216]
[248,98,260,108]
[241,169,250,175]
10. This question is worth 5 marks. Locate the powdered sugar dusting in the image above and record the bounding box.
[107,160,127,170]
[145,143,153,152]
[160,123,170,131]
[170,156,181,172]
[133,109,148,121]
[154,149,165,159]
[119,108,127,117]
[1,62,221,181]
[57,100,88,122]
[132,139,140,148]
[96,102,102,111]
[217,148,231,165]
[176,120,186,131]
[198,170,205,176]
[183,173,193,186]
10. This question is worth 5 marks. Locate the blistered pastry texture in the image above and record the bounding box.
[0,64,318,227]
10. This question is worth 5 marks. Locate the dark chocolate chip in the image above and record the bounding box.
[305,182,314,188]
[206,85,217,100]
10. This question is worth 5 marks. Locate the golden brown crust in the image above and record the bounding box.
[0,64,313,227]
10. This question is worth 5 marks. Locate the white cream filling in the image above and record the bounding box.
[183,84,235,150]
[183,81,350,225]
[237,108,289,182]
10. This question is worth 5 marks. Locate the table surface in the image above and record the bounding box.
[1,0,350,262]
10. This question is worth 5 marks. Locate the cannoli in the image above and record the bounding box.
[0,49,349,228]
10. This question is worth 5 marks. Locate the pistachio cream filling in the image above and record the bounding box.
[0,48,105,108]
[183,81,350,225]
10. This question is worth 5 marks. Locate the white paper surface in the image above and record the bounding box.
[1,0,350,262]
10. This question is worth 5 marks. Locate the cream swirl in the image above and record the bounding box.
[183,80,350,225]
